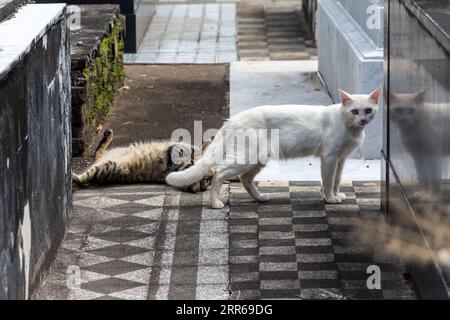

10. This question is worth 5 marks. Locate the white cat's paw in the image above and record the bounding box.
[211,200,225,209]
[336,192,347,201]
[257,194,270,202]
[324,196,343,204]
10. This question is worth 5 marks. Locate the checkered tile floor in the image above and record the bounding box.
[124,2,316,64]
[125,4,238,64]
[237,4,316,61]
[229,181,415,300]
[34,181,416,300]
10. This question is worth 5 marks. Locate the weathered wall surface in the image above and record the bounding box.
[70,5,125,156]
[0,4,71,299]
[317,0,384,159]
[0,0,25,21]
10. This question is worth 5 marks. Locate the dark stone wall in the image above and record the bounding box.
[302,0,316,38]
[70,5,125,156]
[0,15,71,299]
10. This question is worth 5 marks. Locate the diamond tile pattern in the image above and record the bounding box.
[34,187,171,300]
[81,277,144,295]
[87,244,149,259]
[35,182,416,300]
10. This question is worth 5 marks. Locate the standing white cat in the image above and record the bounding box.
[166,89,381,209]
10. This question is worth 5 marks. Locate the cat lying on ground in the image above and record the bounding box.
[73,129,213,193]
[166,89,381,208]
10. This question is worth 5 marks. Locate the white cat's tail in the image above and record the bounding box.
[166,157,213,187]
[166,125,228,187]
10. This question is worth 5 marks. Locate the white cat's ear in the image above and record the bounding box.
[388,91,398,102]
[414,90,426,102]
[338,89,353,106]
[368,88,382,105]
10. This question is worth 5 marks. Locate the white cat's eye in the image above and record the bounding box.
[351,110,359,115]
[365,108,373,114]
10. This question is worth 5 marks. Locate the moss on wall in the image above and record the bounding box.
[80,16,125,153]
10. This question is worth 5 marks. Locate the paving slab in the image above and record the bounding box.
[125,3,238,64]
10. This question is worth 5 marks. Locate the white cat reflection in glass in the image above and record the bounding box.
[389,91,448,195]
[167,89,381,209]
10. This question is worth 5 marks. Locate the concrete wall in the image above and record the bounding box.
[0,4,71,299]
[317,0,384,159]
[336,0,384,48]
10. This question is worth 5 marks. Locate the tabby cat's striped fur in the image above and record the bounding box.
[72,130,212,193]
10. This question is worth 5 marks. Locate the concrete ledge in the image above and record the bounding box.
[317,0,383,159]
[0,4,65,80]
[402,0,450,54]
[336,0,384,49]
[317,0,383,100]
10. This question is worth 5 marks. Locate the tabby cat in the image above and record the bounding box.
[73,129,213,193]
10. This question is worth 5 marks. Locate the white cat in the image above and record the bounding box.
[166,89,381,209]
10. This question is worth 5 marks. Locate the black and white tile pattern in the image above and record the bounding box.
[237,4,317,61]
[35,184,230,300]
[125,4,238,64]
[35,181,416,300]
[229,181,416,300]
[124,2,316,64]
